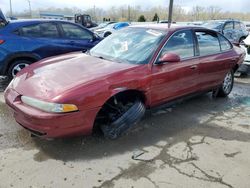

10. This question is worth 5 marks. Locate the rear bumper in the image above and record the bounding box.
[4,88,100,138]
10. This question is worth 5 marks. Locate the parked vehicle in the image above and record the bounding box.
[0,17,101,79]
[95,22,130,37]
[203,19,249,43]
[245,24,250,32]
[90,21,116,32]
[74,14,98,28]
[238,35,250,75]
[5,25,245,139]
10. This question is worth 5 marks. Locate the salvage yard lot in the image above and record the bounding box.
[0,76,250,188]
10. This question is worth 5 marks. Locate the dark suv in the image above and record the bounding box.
[0,13,101,79]
[203,19,249,43]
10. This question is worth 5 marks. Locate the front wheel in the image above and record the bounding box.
[215,70,234,97]
[95,97,146,139]
[7,60,31,80]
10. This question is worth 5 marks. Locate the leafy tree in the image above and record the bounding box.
[152,13,159,22]
[138,15,146,22]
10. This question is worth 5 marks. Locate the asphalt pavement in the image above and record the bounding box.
[0,76,249,188]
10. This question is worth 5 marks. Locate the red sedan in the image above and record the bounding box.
[4,25,245,139]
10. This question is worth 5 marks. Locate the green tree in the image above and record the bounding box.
[138,15,146,22]
[152,13,159,22]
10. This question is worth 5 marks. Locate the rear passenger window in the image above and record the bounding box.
[21,23,60,38]
[21,24,40,37]
[160,30,194,59]
[218,34,232,51]
[196,31,220,56]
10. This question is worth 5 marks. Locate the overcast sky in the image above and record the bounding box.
[0,0,250,13]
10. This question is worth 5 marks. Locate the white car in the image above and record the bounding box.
[95,22,130,38]
[238,35,250,75]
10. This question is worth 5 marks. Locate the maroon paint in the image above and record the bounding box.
[4,26,245,138]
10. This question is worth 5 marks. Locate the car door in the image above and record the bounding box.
[195,30,233,90]
[59,23,97,52]
[150,29,200,106]
[222,21,236,42]
[19,22,69,58]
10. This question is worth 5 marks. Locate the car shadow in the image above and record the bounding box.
[31,89,250,162]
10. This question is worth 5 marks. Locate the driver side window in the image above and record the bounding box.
[159,30,195,60]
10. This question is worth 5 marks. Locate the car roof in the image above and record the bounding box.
[129,24,204,32]
[205,19,242,23]
[9,19,73,24]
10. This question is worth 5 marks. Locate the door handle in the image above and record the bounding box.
[190,65,198,69]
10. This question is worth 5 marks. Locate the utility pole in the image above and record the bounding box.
[128,5,131,22]
[9,0,13,17]
[168,0,174,28]
[27,0,32,18]
[93,5,96,22]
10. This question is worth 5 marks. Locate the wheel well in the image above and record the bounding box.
[104,32,112,37]
[239,36,246,43]
[7,56,38,73]
[92,90,146,135]
[110,90,146,104]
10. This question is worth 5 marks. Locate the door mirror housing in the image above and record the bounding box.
[156,53,181,65]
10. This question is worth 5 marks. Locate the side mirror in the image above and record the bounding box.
[156,53,181,65]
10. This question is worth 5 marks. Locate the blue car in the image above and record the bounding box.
[0,12,101,79]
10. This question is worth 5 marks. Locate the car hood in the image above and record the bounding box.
[12,52,141,100]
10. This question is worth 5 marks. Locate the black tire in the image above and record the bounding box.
[7,60,31,80]
[98,100,146,139]
[216,70,234,97]
[104,32,112,38]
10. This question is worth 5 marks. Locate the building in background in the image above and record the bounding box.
[39,12,74,21]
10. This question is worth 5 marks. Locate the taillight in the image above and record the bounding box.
[0,40,4,44]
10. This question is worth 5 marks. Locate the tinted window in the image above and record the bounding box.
[196,31,220,56]
[224,22,233,30]
[39,23,59,38]
[61,23,92,40]
[160,30,194,59]
[21,23,59,38]
[22,24,40,37]
[218,34,232,51]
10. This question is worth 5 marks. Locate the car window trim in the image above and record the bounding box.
[153,28,196,65]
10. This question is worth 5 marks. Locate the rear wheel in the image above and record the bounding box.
[215,70,234,97]
[8,60,31,80]
[94,95,146,139]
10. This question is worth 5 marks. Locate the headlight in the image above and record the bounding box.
[21,96,78,113]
